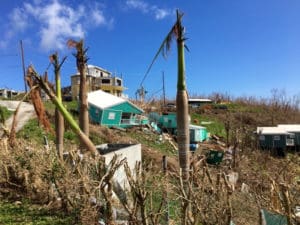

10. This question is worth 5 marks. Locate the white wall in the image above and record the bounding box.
[97,143,142,190]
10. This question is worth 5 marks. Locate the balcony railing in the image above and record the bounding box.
[121,119,141,125]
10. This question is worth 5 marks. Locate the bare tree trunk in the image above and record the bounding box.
[26,74,52,133]
[175,10,190,225]
[26,66,97,153]
[76,40,89,138]
[176,90,190,181]
[51,53,65,159]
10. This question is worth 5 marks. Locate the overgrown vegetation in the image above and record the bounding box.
[191,113,226,137]
[0,201,74,224]
[127,127,176,156]
[1,94,300,224]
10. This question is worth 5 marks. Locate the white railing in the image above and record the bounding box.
[121,119,141,125]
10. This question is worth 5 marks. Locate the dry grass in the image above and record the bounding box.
[1,95,300,224]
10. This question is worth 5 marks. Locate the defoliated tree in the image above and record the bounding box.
[67,39,89,150]
[50,53,66,159]
[142,10,190,224]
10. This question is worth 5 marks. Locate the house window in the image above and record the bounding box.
[102,79,110,84]
[108,112,115,120]
[259,135,265,141]
[116,79,122,86]
[286,139,294,146]
[273,136,280,141]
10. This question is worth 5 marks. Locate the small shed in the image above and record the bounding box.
[88,90,144,128]
[189,124,207,143]
[256,127,295,150]
[277,124,300,148]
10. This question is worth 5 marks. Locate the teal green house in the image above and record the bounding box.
[88,90,144,128]
[159,113,177,131]
[189,124,208,143]
[148,112,177,133]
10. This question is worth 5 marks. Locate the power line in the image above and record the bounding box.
[147,88,163,101]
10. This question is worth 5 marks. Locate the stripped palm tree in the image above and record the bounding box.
[144,10,190,180]
[144,10,190,224]
[26,65,97,154]
[50,53,67,159]
[67,39,89,140]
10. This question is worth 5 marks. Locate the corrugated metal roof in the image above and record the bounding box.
[189,124,206,129]
[88,90,144,113]
[277,124,300,132]
[188,98,212,102]
[88,90,126,109]
[256,127,292,135]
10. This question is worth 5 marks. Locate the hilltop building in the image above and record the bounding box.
[71,65,125,100]
[0,88,23,99]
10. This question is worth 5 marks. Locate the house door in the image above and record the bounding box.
[121,112,131,124]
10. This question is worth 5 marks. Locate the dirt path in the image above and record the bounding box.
[0,100,36,132]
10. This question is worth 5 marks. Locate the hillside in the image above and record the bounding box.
[0,98,299,225]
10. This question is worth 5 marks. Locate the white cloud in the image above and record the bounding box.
[1,6,29,48]
[92,9,106,25]
[24,0,85,50]
[9,7,29,31]
[152,7,170,20]
[3,0,113,51]
[125,0,172,20]
[90,7,114,28]
[126,0,149,13]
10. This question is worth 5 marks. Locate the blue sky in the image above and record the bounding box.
[1,0,300,100]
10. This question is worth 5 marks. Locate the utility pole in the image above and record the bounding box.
[20,40,27,93]
[162,71,166,105]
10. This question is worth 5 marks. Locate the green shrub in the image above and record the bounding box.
[17,119,54,145]
[0,106,13,123]
[0,201,74,224]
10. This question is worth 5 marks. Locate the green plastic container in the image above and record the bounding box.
[206,150,224,165]
[260,209,287,225]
